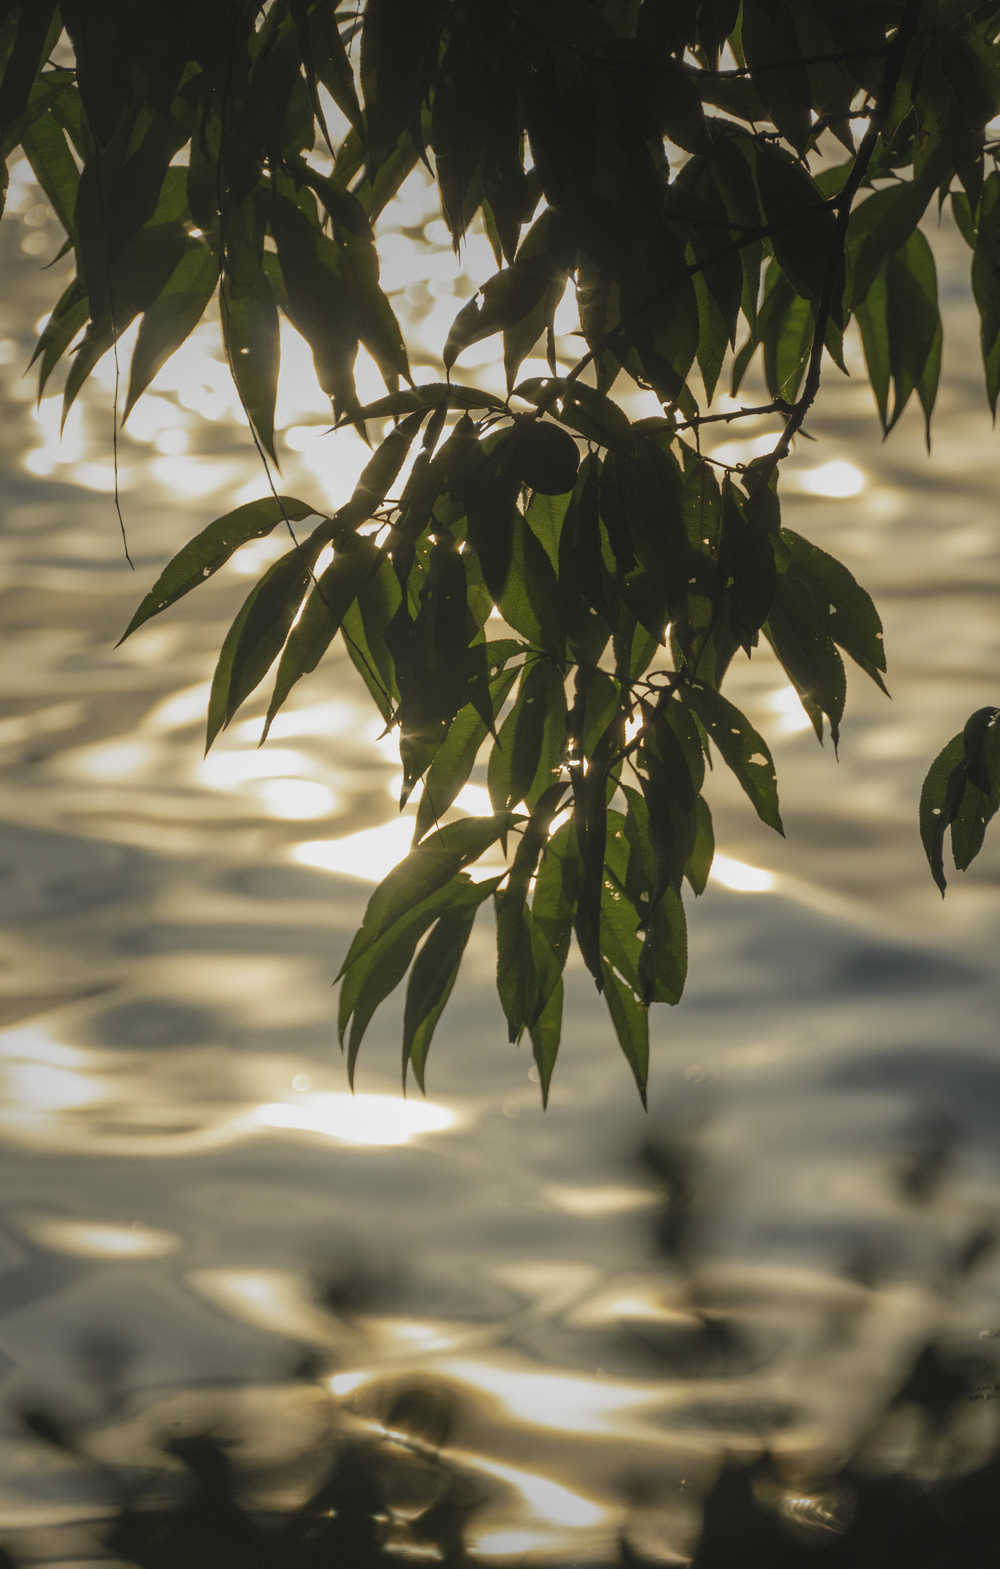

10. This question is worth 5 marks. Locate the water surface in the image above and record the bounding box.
[2,161,1000,1561]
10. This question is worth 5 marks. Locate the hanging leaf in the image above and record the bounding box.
[20,106,79,236]
[403,898,494,1091]
[415,662,520,841]
[343,872,501,1084]
[262,535,383,738]
[337,814,516,981]
[764,556,847,748]
[124,241,219,420]
[920,732,967,896]
[603,967,649,1107]
[685,796,715,895]
[638,887,687,1006]
[222,255,280,466]
[206,529,329,749]
[781,530,888,691]
[120,496,317,643]
[687,684,784,834]
[30,280,88,401]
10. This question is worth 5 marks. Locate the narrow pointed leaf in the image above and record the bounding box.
[120,496,316,643]
[337,814,515,980]
[263,535,382,737]
[207,532,327,749]
[687,684,783,833]
[124,242,219,421]
[603,967,649,1107]
[403,901,489,1091]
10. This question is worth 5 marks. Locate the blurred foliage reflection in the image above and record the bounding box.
[5,1130,1000,1569]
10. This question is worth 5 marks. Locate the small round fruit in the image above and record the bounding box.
[512,420,580,494]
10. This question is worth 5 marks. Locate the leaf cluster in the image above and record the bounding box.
[2,0,999,1100]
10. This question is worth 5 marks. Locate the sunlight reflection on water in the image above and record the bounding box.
[255,1092,457,1146]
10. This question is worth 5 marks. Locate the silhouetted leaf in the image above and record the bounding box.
[120,496,317,643]
[222,251,280,466]
[403,897,494,1090]
[685,795,715,896]
[782,529,888,691]
[342,871,500,1082]
[688,684,783,833]
[338,815,515,980]
[263,535,383,737]
[920,732,965,895]
[638,887,687,1005]
[20,106,78,236]
[336,382,507,428]
[603,966,649,1106]
[124,242,218,420]
[765,560,847,748]
[207,530,329,748]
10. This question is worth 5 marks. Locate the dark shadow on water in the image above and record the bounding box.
[5,1130,1000,1568]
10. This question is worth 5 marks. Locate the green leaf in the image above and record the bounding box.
[636,708,699,899]
[403,903,484,1091]
[920,732,966,896]
[222,258,280,466]
[337,381,508,427]
[337,814,515,981]
[263,535,383,738]
[740,0,812,151]
[0,2,60,156]
[638,887,687,1005]
[525,487,571,574]
[973,172,1000,416]
[885,230,941,447]
[206,531,328,749]
[347,407,427,520]
[528,977,563,1109]
[603,967,649,1107]
[781,530,888,691]
[921,709,1000,893]
[847,181,935,311]
[340,557,402,723]
[752,142,837,303]
[270,192,360,417]
[856,268,890,431]
[764,560,847,748]
[444,211,566,374]
[124,242,219,421]
[30,280,88,401]
[498,510,566,655]
[120,496,316,644]
[20,107,79,237]
[687,684,784,834]
[685,796,715,896]
[342,871,501,1084]
[291,0,363,136]
[415,662,520,841]
[495,889,538,1044]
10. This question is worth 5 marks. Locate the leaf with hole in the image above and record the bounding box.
[687,684,783,834]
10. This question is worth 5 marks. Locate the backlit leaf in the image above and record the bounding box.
[337,814,515,980]
[687,684,783,834]
[403,899,492,1091]
[124,241,218,420]
[263,535,383,737]
[120,496,317,643]
[603,966,649,1107]
[206,530,329,749]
